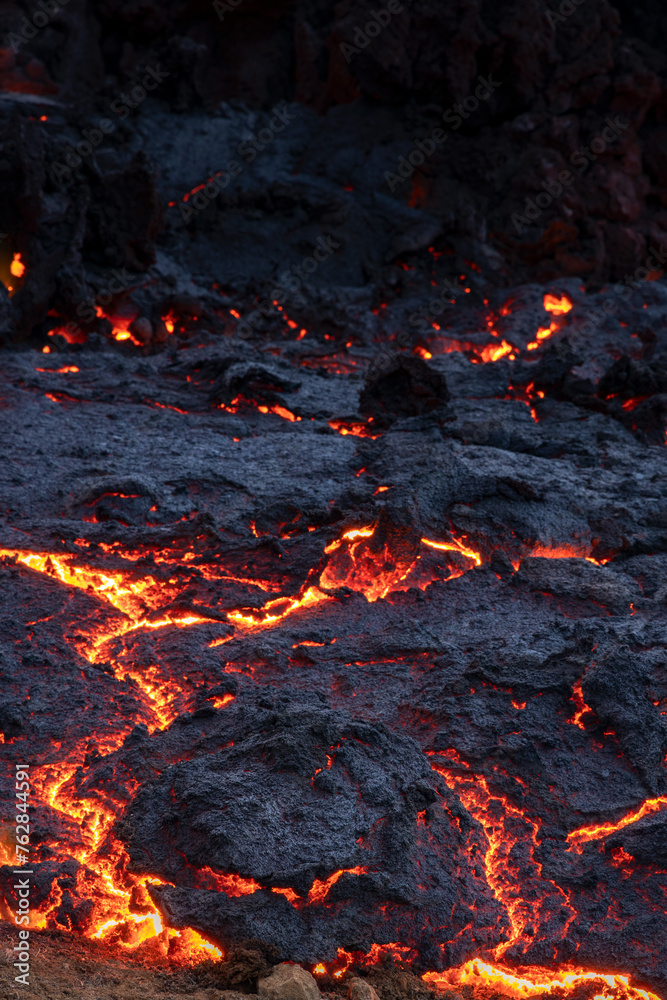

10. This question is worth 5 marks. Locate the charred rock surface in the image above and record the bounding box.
[1,1,667,998]
[2,277,667,991]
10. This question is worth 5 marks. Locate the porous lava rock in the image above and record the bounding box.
[359,356,450,427]
[258,963,321,1000]
[117,694,502,967]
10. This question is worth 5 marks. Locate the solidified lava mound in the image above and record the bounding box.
[117,695,501,966]
[2,1,667,1000]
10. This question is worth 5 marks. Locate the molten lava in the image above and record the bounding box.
[0,525,660,991]
[566,798,667,851]
[320,527,482,601]
[429,753,575,960]
[424,960,660,1000]
[543,294,573,315]
[10,252,25,277]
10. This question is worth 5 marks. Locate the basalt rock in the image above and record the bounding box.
[360,356,450,427]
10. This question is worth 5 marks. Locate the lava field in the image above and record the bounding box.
[1,2,667,1000]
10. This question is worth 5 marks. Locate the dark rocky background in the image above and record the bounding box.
[0,0,665,345]
[2,3,667,1000]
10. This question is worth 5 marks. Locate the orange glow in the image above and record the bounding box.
[621,397,648,412]
[10,252,25,278]
[0,548,219,664]
[569,680,594,730]
[36,365,79,373]
[257,403,301,422]
[307,867,368,904]
[328,419,381,439]
[430,753,575,959]
[480,340,514,363]
[528,543,601,565]
[210,693,235,710]
[203,870,263,896]
[330,942,417,977]
[162,311,176,334]
[313,964,327,975]
[320,529,483,602]
[27,764,171,953]
[324,526,375,554]
[421,536,482,566]
[537,322,558,340]
[528,321,559,351]
[23,758,231,962]
[424,960,660,1000]
[567,797,667,850]
[220,396,301,422]
[49,323,87,344]
[272,887,300,903]
[414,346,433,359]
[227,586,331,628]
[94,308,141,345]
[544,294,573,315]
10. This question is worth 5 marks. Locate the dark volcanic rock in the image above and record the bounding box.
[360,356,450,427]
[581,648,667,794]
[2,0,667,994]
[119,694,502,966]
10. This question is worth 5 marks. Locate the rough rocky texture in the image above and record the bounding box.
[258,964,322,1000]
[1,2,667,999]
[349,977,382,1000]
[0,0,666,347]
[1,278,667,990]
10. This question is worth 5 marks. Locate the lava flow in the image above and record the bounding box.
[424,961,661,1000]
[566,798,667,852]
[428,752,576,961]
[320,526,482,600]
[2,6,667,998]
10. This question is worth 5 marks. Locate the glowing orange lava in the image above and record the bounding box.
[25,763,221,963]
[328,419,381,439]
[307,867,368,904]
[320,527,482,601]
[480,340,514,363]
[421,536,483,566]
[566,797,667,851]
[544,294,573,315]
[528,544,602,565]
[10,252,25,278]
[2,531,653,985]
[219,395,301,422]
[569,680,594,730]
[429,753,575,959]
[424,959,660,1000]
[227,586,331,627]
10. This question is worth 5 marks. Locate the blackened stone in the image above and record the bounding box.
[360,356,449,427]
[122,699,502,966]
[581,647,667,794]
